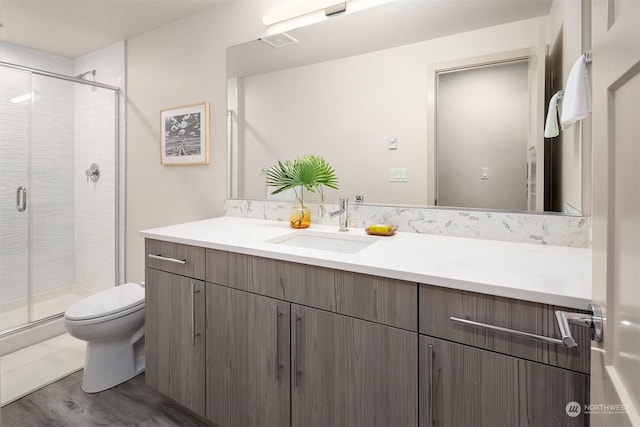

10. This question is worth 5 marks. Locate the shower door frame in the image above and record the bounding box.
[0,61,122,336]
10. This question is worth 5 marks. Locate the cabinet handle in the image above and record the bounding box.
[16,186,27,212]
[450,304,604,348]
[274,305,283,381]
[292,309,301,387]
[148,254,187,265]
[428,343,434,427]
[191,283,201,346]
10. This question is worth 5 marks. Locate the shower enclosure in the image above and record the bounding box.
[0,62,121,339]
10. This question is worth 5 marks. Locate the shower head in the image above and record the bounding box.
[75,70,96,80]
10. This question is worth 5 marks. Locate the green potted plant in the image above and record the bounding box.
[266,154,339,228]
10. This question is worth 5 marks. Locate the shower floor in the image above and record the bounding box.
[0,286,93,332]
[0,332,85,406]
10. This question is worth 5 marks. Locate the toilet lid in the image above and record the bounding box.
[65,283,145,321]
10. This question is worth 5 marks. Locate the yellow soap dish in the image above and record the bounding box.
[365,225,397,236]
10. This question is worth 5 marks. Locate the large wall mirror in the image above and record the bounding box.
[227,0,588,215]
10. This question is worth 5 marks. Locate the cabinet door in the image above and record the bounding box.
[145,268,206,416]
[292,305,418,427]
[419,335,589,427]
[206,284,290,427]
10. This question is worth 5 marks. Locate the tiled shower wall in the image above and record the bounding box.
[0,41,124,306]
[74,41,125,292]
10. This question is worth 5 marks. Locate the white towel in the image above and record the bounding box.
[560,56,591,126]
[544,92,561,138]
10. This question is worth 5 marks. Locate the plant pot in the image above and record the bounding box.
[290,205,311,229]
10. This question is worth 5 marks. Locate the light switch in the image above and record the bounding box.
[389,168,408,182]
[481,167,489,180]
[388,136,398,150]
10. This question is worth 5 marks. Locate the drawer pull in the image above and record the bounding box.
[148,254,187,265]
[450,303,603,349]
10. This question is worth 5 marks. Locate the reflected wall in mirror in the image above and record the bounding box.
[227,0,587,215]
[435,56,533,211]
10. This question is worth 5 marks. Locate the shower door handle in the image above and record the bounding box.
[16,186,27,212]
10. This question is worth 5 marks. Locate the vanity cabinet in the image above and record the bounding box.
[419,336,589,426]
[144,238,590,427]
[145,268,206,417]
[204,282,418,427]
[292,304,418,427]
[144,239,207,417]
[205,248,417,331]
[419,284,591,374]
[418,284,590,426]
[206,283,291,427]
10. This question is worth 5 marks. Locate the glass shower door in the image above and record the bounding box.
[29,73,77,323]
[1,63,119,334]
[0,66,31,331]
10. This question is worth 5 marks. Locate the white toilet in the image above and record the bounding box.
[64,282,146,393]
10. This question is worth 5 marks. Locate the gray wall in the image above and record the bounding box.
[436,61,529,210]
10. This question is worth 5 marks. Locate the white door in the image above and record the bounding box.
[591,0,640,425]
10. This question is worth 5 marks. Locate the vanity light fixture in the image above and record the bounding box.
[261,0,397,36]
[262,0,349,26]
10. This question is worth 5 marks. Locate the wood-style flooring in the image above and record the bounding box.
[0,371,209,426]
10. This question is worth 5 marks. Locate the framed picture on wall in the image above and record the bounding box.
[160,102,210,165]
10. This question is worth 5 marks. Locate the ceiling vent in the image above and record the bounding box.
[261,32,299,48]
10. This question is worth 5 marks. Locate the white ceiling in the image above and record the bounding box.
[229,0,552,77]
[0,0,553,63]
[0,0,224,58]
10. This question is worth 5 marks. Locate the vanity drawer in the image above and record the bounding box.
[419,284,590,374]
[145,239,205,280]
[206,249,251,289]
[206,249,417,331]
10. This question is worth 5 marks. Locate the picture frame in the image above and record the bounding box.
[160,102,210,165]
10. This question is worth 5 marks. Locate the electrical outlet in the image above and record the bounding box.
[389,168,408,182]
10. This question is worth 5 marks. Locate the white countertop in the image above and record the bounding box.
[141,216,592,309]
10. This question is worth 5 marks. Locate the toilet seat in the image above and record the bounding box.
[65,304,144,326]
[65,283,145,323]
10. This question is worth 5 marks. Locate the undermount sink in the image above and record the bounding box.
[267,230,377,254]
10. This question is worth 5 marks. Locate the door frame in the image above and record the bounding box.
[426,47,545,209]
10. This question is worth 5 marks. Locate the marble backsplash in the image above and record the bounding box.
[224,199,590,248]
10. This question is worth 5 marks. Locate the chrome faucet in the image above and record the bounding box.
[329,198,349,232]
